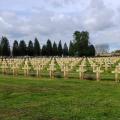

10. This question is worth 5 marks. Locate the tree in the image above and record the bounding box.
[12,40,19,56]
[69,41,74,56]
[73,31,93,56]
[19,40,27,56]
[46,39,52,56]
[63,43,69,56]
[52,41,58,56]
[88,45,96,56]
[1,36,11,56]
[58,40,63,56]
[27,40,34,56]
[34,38,41,56]
[41,45,47,56]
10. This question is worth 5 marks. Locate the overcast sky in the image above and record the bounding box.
[0,0,120,50]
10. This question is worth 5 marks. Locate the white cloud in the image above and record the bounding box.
[83,0,115,32]
[0,0,119,50]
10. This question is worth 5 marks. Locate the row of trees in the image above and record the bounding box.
[0,37,69,57]
[0,31,96,57]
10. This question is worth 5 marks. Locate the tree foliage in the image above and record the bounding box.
[27,40,34,56]
[52,41,58,56]
[58,40,63,56]
[69,41,74,56]
[46,39,52,56]
[0,31,96,57]
[12,40,19,56]
[73,31,95,57]
[19,40,27,56]
[41,45,47,56]
[34,38,41,56]
[1,37,11,56]
[63,43,69,56]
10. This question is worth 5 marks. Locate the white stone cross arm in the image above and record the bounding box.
[76,66,86,80]
[47,63,56,78]
[112,66,120,82]
[22,64,31,76]
[93,67,103,81]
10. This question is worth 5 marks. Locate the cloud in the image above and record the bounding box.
[83,0,115,32]
[0,0,119,50]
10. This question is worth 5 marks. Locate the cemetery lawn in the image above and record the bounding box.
[0,76,120,120]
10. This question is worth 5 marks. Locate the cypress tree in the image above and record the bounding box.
[52,41,58,56]
[46,39,52,56]
[63,42,69,56]
[41,45,47,56]
[27,40,34,56]
[19,40,27,56]
[34,38,41,56]
[58,40,63,56]
[12,40,19,56]
[1,36,11,56]
[69,41,74,56]
[0,44,1,56]
[88,45,96,56]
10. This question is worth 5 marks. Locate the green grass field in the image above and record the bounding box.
[0,75,120,120]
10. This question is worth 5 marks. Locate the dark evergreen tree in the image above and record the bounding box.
[34,38,41,56]
[0,44,1,56]
[1,36,11,56]
[63,43,69,56]
[88,45,96,56]
[58,40,63,56]
[73,31,92,56]
[46,39,52,56]
[19,40,27,56]
[41,45,47,56]
[27,40,34,56]
[69,41,74,56]
[52,41,58,56]
[12,40,19,56]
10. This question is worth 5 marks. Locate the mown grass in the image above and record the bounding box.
[0,75,119,120]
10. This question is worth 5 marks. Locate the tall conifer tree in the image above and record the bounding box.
[27,40,34,56]
[34,38,41,56]
[1,36,11,56]
[58,40,63,56]
[12,40,19,56]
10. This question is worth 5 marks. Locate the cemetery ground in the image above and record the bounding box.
[0,75,120,120]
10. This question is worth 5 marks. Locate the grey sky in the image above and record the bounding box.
[0,0,120,50]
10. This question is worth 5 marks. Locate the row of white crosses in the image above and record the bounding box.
[56,58,71,78]
[30,58,50,77]
[22,60,31,76]
[56,57,82,78]
[1,60,8,74]
[88,57,120,82]
[111,60,120,82]
[30,58,51,77]
[48,57,80,79]
[94,57,120,82]
[0,58,23,75]
[76,58,86,80]
[68,58,81,71]
[93,67,103,81]
[61,63,69,78]
[0,58,51,77]
[88,58,103,81]
[1,57,120,81]
[47,58,56,78]
[34,64,43,77]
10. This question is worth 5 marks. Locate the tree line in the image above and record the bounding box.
[0,31,96,57]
